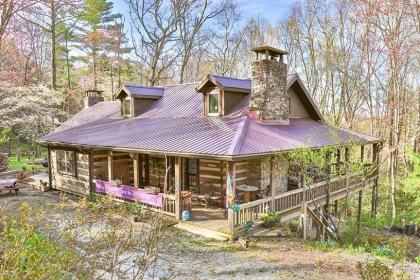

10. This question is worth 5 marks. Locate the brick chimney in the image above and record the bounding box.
[84,89,104,107]
[250,46,289,124]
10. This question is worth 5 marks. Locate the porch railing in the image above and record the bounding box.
[229,171,376,234]
[93,180,177,217]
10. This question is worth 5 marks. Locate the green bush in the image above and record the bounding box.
[260,211,280,228]
[357,259,393,280]
[372,245,394,258]
[288,220,299,233]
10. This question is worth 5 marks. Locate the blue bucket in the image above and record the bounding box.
[182,210,190,221]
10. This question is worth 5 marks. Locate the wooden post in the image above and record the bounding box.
[228,161,236,208]
[270,156,275,211]
[174,157,182,220]
[107,151,113,181]
[360,145,365,162]
[47,146,52,190]
[371,143,378,218]
[300,174,307,240]
[88,151,93,193]
[357,190,362,233]
[133,153,139,188]
[228,207,235,236]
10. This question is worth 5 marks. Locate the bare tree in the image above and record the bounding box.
[177,0,229,83]
[127,0,181,86]
[205,1,245,77]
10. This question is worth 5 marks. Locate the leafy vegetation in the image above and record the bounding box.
[261,211,280,228]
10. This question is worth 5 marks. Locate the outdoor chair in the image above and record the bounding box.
[257,184,270,199]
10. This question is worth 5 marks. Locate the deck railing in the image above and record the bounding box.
[229,171,375,233]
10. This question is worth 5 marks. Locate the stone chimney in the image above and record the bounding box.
[84,89,104,107]
[250,46,289,124]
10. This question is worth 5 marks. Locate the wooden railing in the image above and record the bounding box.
[228,172,376,234]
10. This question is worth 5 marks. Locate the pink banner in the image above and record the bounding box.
[95,180,163,207]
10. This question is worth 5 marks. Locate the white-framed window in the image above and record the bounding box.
[123,97,131,117]
[56,150,76,176]
[208,92,219,116]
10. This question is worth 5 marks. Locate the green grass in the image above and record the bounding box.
[8,155,46,171]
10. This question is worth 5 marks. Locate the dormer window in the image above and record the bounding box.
[123,97,131,117]
[208,91,219,116]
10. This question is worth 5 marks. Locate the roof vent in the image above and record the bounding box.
[85,89,104,107]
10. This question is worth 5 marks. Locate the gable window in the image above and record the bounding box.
[123,97,131,117]
[56,150,76,175]
[208,92,219,116]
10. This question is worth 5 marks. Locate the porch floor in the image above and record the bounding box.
[183,207,229,234]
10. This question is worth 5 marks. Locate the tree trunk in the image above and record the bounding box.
[51,1,57,90]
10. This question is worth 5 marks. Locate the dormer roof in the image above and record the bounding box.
[196,74,251,93]
[116,85,164,99]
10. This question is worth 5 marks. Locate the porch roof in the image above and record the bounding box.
[40,116,380,158]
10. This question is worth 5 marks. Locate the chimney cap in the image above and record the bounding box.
[85,89,104,97]
[251,46,288,57]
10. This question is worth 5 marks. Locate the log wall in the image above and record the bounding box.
[50,149,90,196]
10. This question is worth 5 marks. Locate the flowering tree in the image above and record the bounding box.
[0,82,64,144]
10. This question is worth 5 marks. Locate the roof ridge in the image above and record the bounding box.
[124,85,164,89]
[227,115,249,155]
[211,74,250,81]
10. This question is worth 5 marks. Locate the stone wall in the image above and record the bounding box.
[0,153,8,172]
[261,157,288,195]
[250,59,289,121]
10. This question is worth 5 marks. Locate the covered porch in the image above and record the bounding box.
[89,143,380,238]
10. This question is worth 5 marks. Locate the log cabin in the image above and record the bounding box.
[39,46,382,239]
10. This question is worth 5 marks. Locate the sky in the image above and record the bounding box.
[112,0,298,25]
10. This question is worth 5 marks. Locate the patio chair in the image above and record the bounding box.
[257,184,270,199]
[191,183,210,208]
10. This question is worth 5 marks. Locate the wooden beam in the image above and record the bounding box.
[357,190,363,233]
[107,151,113,181]
[270,156,275,210]
[47,146,52,190]
[133,153,140,188]
[371,143,379,218]
[88,152,93,193]
[174,157,182,220]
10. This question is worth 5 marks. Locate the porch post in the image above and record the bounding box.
[270,156,275,211]
[357,190,362,233]
[371,143,379,218]
[47,145,52,190]
[174,156,182,220]
[344,147,350,193]
[300,174,307,240]
[133,153,140,188]
[88,151,93,193]
[107,151,113,181]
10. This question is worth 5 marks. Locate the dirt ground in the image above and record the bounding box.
[0,186,419,280]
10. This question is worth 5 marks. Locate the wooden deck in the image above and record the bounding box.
[182,207,229,234]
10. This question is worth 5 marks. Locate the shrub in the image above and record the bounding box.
[388,236,408,262]
[372,245,394,258]
[261,211,280,228]
[288,220,299,233]
[357,259,393,280]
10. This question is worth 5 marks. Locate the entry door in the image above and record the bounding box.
[183,159,198,191]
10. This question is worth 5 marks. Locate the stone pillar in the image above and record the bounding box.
[250,59,289,122]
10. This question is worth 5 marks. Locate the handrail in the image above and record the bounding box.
[230,172,374,233]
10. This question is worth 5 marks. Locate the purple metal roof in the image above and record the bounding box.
[211,75,252,90]
[42,117,243,156]
[55,101,121,132]
[140,83,203,118]
[123,85,164,98]
[43,73,381,157]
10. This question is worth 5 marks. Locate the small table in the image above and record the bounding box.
[236,185,259,203]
